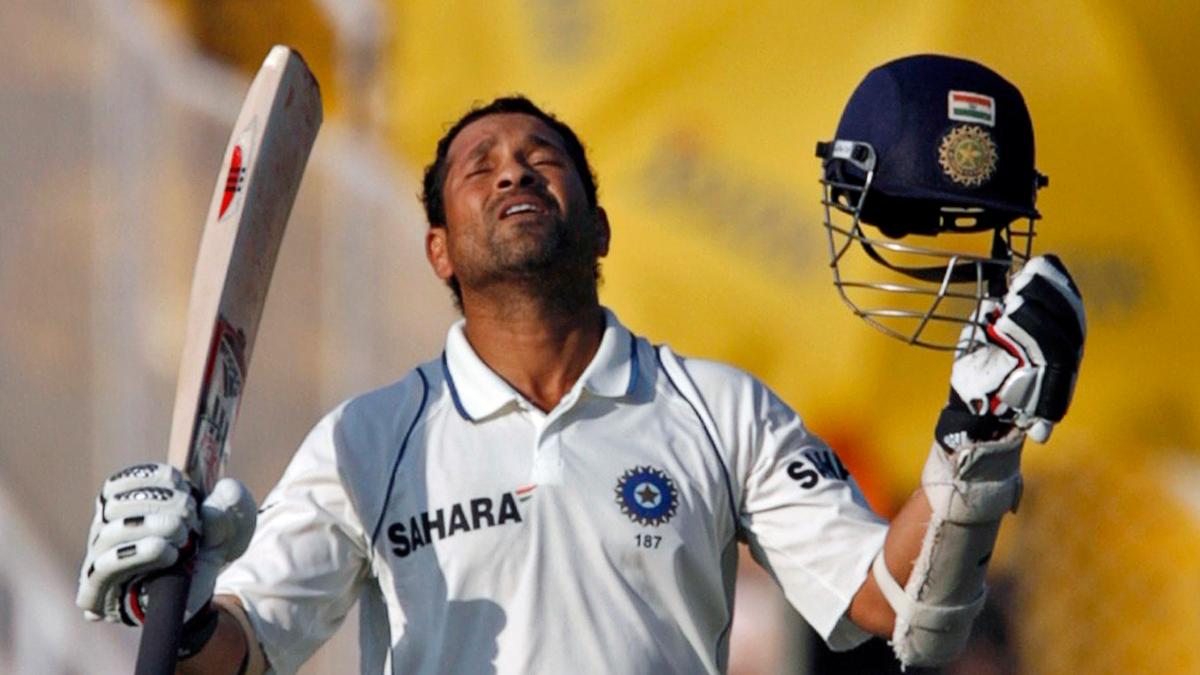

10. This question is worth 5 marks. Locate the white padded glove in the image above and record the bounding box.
[939,254,1086,448]
[76,463,256,626]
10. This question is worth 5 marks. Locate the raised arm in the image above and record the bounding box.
[847,255,1086,667]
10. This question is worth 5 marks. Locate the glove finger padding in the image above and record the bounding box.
[88,509,193,563]
[991,255,1085,435]
[101,462,187,496]
[81,535,183,624]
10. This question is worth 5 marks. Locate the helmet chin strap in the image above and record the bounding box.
[856,227,1011,292]
[986,231,1011,297]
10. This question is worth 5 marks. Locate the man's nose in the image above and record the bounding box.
[495,158,537,190]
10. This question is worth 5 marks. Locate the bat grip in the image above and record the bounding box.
[134,568,192,675]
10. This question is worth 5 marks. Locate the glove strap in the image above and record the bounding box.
[935,392,1014,452]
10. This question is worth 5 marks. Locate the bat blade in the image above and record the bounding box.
[168,45,321,497]
[134,45,321,675]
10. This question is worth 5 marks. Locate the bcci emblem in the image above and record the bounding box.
[615,466,678,527]
[937,124,998,188]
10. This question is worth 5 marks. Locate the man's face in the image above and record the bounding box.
[426,113,608,298]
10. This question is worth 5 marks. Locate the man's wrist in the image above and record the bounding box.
[176,601,220,660]
[214,595,267,675]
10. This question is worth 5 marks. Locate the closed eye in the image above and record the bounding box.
[528,146,566,167]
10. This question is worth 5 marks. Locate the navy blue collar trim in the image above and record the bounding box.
[441,350,475,422]
[624,332,640,397]
[443,330,640,422]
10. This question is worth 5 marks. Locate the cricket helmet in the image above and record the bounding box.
[815,54,1048,349]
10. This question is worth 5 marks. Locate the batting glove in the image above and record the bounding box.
[937,254,1086,450]
[76,463,256,626]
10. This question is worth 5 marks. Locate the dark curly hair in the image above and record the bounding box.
[420,96,600,308]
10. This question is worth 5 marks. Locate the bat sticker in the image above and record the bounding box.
[189,316,247,495]
[218,125,255,222]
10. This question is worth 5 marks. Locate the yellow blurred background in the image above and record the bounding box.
[3,0,1197,672]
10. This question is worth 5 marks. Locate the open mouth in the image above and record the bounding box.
[502,202,542,218]
[497,193,553,220]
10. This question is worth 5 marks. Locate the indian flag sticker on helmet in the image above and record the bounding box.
[948,90,995,127]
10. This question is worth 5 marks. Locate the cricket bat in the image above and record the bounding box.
[134,45,321,675]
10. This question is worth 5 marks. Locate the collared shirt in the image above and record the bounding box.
[216,309,888,674]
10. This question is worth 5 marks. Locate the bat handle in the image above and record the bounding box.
[134,568,192,675]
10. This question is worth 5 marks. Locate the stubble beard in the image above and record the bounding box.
[460,211,601,315]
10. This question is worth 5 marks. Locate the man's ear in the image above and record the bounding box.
[426,226,454,281]
[594,207,611,257]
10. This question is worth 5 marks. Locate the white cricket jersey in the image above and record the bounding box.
[216,309,888,674]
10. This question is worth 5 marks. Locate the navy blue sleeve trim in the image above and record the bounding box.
[441,350,474,422]
[653,347,739,528]
[654,347,740,663]
[370,368,429,546]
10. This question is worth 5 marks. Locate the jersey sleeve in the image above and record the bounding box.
[676,354,888,651]
[215,407,372,675]
[737,380,888,650]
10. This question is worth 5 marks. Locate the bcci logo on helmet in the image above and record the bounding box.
[615,466,678,527]
[938,125,998,188]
